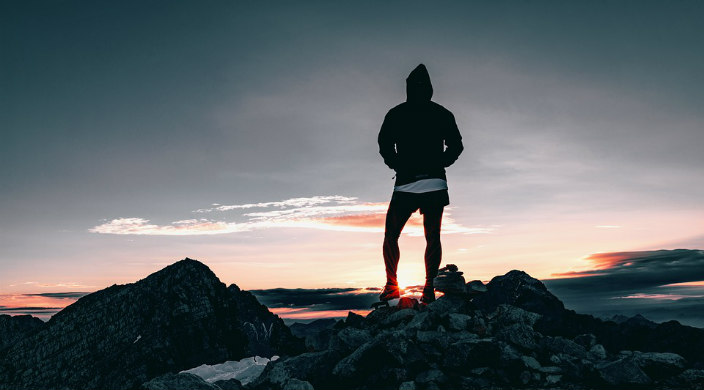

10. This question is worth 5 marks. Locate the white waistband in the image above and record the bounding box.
[394,178,448,193]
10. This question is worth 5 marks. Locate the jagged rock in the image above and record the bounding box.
[140,373,218,390]
[677,369,704,386]
[344,312,366,329]
[415,369,448,385]
[398,380,416,390]
[490,304,541,327]
[597,358,652,386]
[0,258,303,390]
[403,311,435,332]
[573,333,597,349]
[457,375,492,389]
[630,351,687,380]
[426,294,473,314]
[212,378,244,390]
[251,351,337,390]
[329,327,372,353]
[466,280,488,295]
[433,265,466,295]
[545,374,562,385]
[441,339,500,374]
[498,341,522,363]
[283,378,314,390]
[446,313,471,331]
[382,308,416,327]
[538,365,561,374]
[0,314,45,351]
[332,330,424,381]
[589,344,607,360]
[305,328,334,352]
[495,323,541,351]
[521,355,541,370]
[541,336,588,359]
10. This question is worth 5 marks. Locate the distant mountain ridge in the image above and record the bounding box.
[0,258,303,390]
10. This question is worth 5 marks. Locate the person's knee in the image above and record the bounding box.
[384,231,401,242]
[425,230,441,242]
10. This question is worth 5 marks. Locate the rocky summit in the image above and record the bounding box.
[248,269,704,390]
[3,262,704,390]
[0,258,303,390]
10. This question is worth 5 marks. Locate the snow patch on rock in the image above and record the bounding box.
[180,355,279,385]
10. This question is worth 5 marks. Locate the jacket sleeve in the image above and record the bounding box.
[442,112,464,167]
[378,111,398,170]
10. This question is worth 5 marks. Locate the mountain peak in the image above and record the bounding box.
[0,258,303,390]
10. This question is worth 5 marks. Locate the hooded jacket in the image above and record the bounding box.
[378,64,464,188]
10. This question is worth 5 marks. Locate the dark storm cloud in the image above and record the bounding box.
[543,249,704,327]
[546,249,704,295]
[23,292,91,299]
[250,288,378,311]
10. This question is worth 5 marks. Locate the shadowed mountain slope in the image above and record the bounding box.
[0,258,303,390]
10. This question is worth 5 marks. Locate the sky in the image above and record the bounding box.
[2,1,704,323]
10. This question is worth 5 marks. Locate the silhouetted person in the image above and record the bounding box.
[378,64,464,304]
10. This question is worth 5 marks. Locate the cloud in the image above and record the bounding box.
[549,249,704,289]
[193,196,358,213]
[22,292,91,299]
[249,287,378,311]
[249,285,437,322]
[543,249,704,327]
[90,195,493,236]
[0,306,62,320]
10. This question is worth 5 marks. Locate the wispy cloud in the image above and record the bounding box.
[90,195,492,236]
[193,195,358,213]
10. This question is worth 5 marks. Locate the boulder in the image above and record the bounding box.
[382,309,417,327]
[442,339,500,374]
[541,336,588,360]
[494,323,541,351]
[597,358,651,386]
[631,351,686,380]
[344,312,366,329]
[329,327,372,353]
[573,333,597,349]
[446,313,472,331]
[283,378,314,390]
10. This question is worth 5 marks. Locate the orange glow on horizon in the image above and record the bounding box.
[269,307,371,320]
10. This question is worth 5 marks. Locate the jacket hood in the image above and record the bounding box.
[406,64,433,102]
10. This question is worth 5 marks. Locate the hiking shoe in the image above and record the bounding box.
[420,285,435,304]
[379,284,401,301]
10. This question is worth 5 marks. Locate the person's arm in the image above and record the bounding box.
[442,112,464,167]
[378,111,398,170]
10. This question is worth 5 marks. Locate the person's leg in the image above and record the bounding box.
[422,206,444,288]
[383,197,415,287]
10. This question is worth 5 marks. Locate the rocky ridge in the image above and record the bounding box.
[3,261,704,390]
[0,314,44,351]
[245,269,704,390]
[0,258,303,390]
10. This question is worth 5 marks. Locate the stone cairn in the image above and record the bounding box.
[434,264,488,297]
[433,264,467,295]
